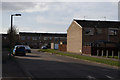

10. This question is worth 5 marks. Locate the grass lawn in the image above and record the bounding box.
[108,56,118,59]
[38,49,120,67]
[102,56,118,59]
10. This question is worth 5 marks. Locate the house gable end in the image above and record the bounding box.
[67,20,82,32]
[67,20,83,53]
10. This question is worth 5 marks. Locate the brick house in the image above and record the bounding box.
[2,32,67,49]
[67,19,120,54]
[18,32,67,49]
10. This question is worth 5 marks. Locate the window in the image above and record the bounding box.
[44,37,48,40]
[109,29,117,36]
[49,37,52,40]
[60,37,67,40]
[39,37,41,39]
[21,36,25,40]
[54,37,59,40]
[84,28,94,35]
[96,28,102,34]
[32,37,37,40]
[4,37,7,40]
[27,36,30,40]
[84,42,92,46]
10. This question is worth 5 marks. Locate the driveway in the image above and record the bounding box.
[15,49,120,80]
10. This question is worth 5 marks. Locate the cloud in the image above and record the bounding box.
[2,0,120,2]
[35,15,70,25]
[1,2,118,33]
[2,2,49,12]
[118,1,120,20]
[69,2,118,20]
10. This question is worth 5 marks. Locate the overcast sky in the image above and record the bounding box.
[0,1,119,33]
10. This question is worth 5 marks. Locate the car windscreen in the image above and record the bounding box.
[16,47,25,51]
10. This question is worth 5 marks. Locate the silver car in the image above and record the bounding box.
[13,45,26,56]
[24,45,31,53]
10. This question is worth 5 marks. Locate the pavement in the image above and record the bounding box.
[2,48,31,80]
[14,49,120,80]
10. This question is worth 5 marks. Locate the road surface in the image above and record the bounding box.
[15,49,120,80]
[2,48,30,80]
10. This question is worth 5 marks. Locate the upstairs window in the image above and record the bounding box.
[96,28,102,34]
[27,36,30,40]
[44,37,48,40]
[21,36,25,40]
[84,28,94,35]
[32,37,37,40]
[39,37,41,39]
[109,28,118,36]
[54,37,59,40]
[4,37,7,40]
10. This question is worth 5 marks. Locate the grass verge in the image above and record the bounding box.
[38,49,120,67]
[102,56,118,59]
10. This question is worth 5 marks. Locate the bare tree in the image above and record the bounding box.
[7,26,18,48]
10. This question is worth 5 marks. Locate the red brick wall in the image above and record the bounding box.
[83,28,108,43]
[59,44,67,52]
[82,28,120,47]
[82,46,91,55]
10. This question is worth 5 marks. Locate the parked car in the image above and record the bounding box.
[13,45,26,56]
[41,46,47,49]
[24,45,31,53]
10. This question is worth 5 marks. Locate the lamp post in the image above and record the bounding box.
[11,14,21,33]
[9,14,21,57]
[10,14,21,48]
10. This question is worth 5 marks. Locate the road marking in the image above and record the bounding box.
[105,75,113,79]
[87,75,96,79]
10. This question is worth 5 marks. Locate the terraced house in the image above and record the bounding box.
[2,32,67,49]
[67,19,120,54]
[19,32,67,49]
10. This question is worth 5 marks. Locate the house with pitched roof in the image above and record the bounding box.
[67,19,120,54]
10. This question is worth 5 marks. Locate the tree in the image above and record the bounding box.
[7,26,18,48]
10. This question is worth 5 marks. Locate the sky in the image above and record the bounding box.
[0,0,120,33]
[118,1,120,20]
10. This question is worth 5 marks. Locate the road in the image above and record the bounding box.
[2,48,30,80]
[15,49,120,80]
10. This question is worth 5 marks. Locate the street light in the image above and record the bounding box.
[9,14,21,57]
[10,14,21,47]
[14,14,21,16]
[11,14,21,32]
